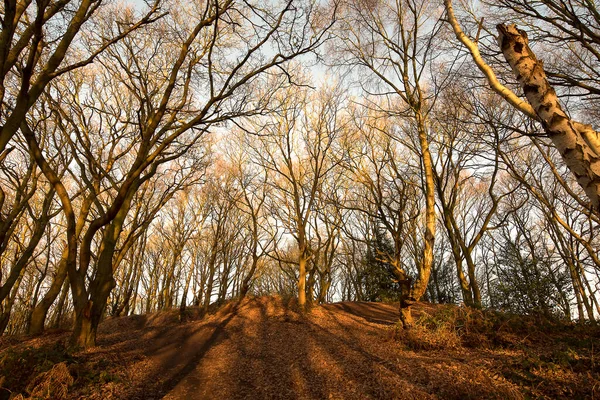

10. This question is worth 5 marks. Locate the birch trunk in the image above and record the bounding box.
[497,24,600,210]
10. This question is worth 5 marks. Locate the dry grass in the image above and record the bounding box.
[17,362,74,400]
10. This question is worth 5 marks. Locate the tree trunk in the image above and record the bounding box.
[129,273,141,316]
[497,24,600,210]
[298,254,307,310]
[71,301,96,348]
[398,277,415,328]
[0,271,24,335]
[29,258,69,334]
[575,258,596,322]
[463,253,482,308]
[115,264,139,317]
[317,272,330,304]
[70,193,130,347]
[0,311,10,335]
[51,278,70,329]
[240,253,259,299]
[306,267,316,305]
[411,116,436,301]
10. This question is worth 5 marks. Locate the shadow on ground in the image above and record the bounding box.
[7,297,594,399]
[113,297,523,400]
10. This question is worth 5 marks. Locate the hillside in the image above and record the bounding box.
[0,297,598,399]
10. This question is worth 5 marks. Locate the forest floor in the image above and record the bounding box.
[0,296,599,399]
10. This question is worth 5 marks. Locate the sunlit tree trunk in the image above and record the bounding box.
[496,24,600,210]
[446,0,600,210]
[411,117,436,304]
[297,245,308,309]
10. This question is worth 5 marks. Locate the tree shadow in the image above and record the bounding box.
[221,298,413,399]
[109,299,433,399]
[225,298,302,399]
[323,302,399,325]
[122,306,239,399]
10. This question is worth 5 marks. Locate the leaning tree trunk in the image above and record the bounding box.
[29,258,68,334]
[497,24,600,210]
[70,191,133,348]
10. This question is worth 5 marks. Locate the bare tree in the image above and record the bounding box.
[248,83,345,309]
[334,0,446,326]
[0,0,161,154]
[21,0,333,347]
[344,106,423,323]
[431,85,514,308]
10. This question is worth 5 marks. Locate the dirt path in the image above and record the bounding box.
[99,297,520,400]
[162,298,413,399]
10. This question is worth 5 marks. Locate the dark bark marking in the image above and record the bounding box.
[514,42,524,54]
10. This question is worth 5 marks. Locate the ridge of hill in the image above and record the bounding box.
[0,296,598,399]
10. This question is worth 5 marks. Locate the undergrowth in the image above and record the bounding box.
[392,304,586,351]
[392,304,600,399]
[0,343,122,400]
